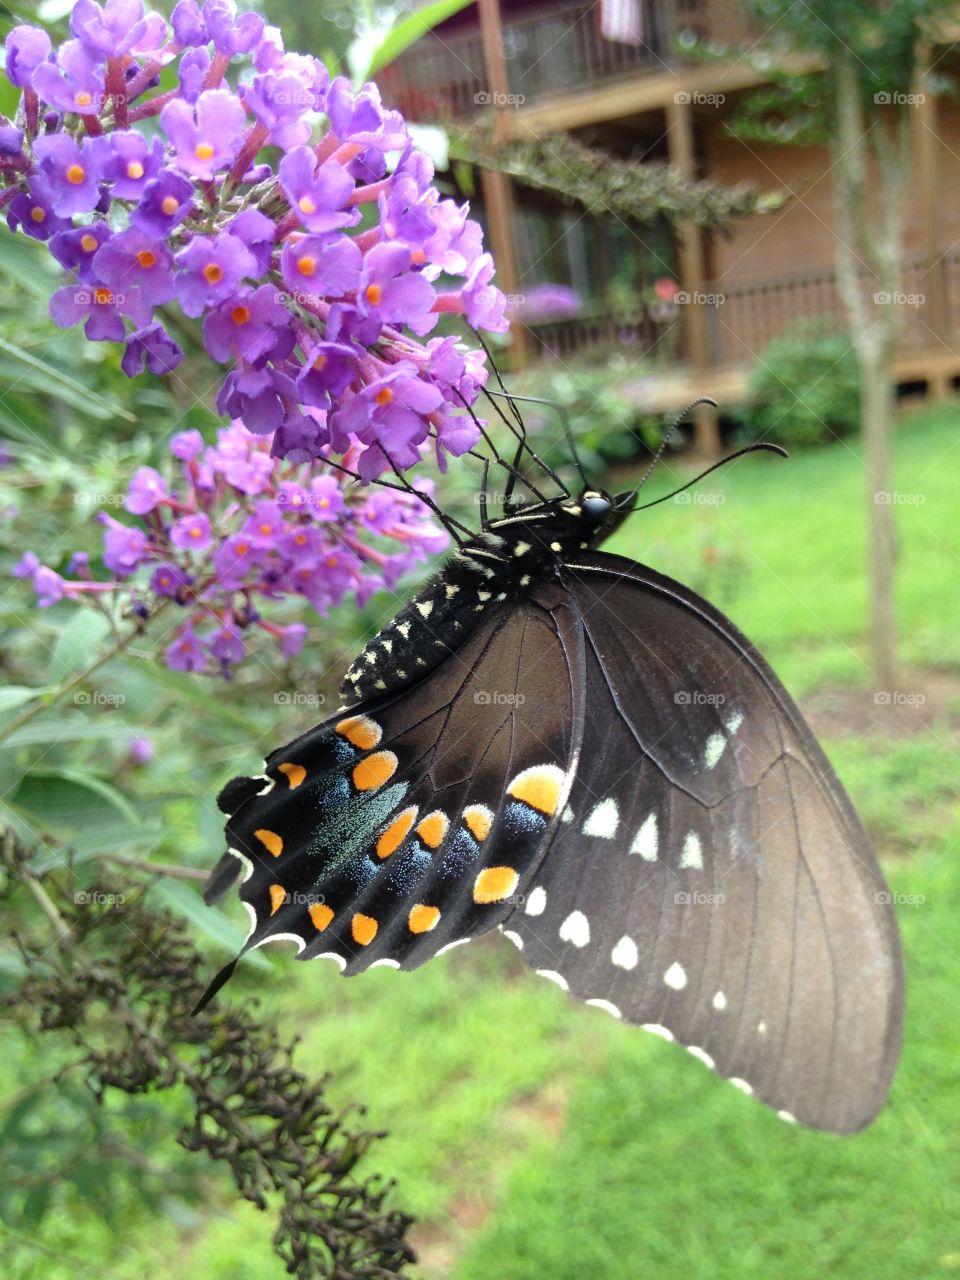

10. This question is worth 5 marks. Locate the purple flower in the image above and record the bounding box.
[203,284,292,363]
[151,561,192,597]
[32,134,105,216]
[127,735,155,766]
[243,69,323,149]
[280,233,361,300]
[50,280,150,342]
[161,89,248,181]
[462,253,508,332]
[333,362,443,476]
[130,169,193,238]
[4,24,52,88]
[99,513,148,575]
[278,145,359,234]
[170,512,213,550]
[70,0,165,57]
[0,125,24,158]
[280,622,307,658]
[211,625,244,666]
[212,533,262,588]
[12,551,40,579]
[32,39,105,116]
[423,200,483,277]
[243,500,284,545]
[309,474,344,521]
[203,0,264,55]
[6,183,72,241]
[94,226,175,306]
[217,365,297,434]
[178,46,210,103]
[170,0,205,47]
[34,565,65,607]
[295,340,358,409]
[49,221,112,282]
[326,78,406,150]
[171,430,204,461]
[97,130,164,199]
[357,241,436,336]
[166,629,207,672]
[226,208,275,274]
[174,231,258,318]
[121,323,183,376]
[125,465,167,514]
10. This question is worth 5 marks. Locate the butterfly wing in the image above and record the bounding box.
[504,552,904,1134]
[203,591,584,987]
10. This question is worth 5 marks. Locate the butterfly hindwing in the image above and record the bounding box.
[504,553,904,1134]
[209,590,584,975]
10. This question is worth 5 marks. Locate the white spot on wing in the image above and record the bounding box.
[317,952,347,970]
[253,774,275,797]
[227,846,253,883]
[679,831,703,870]
[712,990,727,1011]
[559,910,590,948]
[630,813,658,861]
[561,806,574,824]
[397,621,410,638]
[586,998,622,1019]
[513,541,531,556]
[726,711,744,735]
[437,938,470,955]
[777,1109,798,1125]
[704,732,726,769]
[242,900,257,942]
[611,935,638,970]
[370,958,400,969]
[729,1077,753,1095]
[536,968,569,991]
[258,931,306,954]
[687,1045,715,1069]
[583,798,619,838]
[502,929,524,950]
[416,600,433,618]
[643,1023,674,1041]
[663,961,687,990]
[525,886,547,916]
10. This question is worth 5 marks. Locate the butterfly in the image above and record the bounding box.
[200,398,904,1134]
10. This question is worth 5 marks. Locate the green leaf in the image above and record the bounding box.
[361,0,474,79]
[145,661,260,731]
[18,767,142,829]
[0,338,133,421]
[48,611,112,682]
[0,719,137,749]
[149,878,271,970]
[0,686,54,714]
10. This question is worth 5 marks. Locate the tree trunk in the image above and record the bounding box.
[858,341,898,688]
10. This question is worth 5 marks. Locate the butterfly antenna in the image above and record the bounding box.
[320,450,474,545]
[487,390,589,490]
[631,397,720,498]
[628,442,788,513]
[454,390,554,506]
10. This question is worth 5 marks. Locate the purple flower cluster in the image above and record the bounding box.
[14,421,450,676]
[1,0,506,479]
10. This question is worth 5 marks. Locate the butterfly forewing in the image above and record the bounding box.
[503,554,903,1133]
[209,594,584,974]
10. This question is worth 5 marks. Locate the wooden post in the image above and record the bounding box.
[477,0,527,366]
[915,45,948,396]
[666,94,721,454]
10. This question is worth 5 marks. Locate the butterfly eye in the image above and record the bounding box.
[581,494,611,522]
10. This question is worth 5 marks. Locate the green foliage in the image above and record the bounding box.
[453,128,787,231]
[735,321,862,447]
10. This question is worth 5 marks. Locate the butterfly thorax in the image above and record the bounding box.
[341,489,626,703]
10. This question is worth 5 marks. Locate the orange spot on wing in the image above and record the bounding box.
[415,811,448,849]
[473,866,519,904]
[463,805,493,842]
[507,765,565,816]
[376,807,417,859]
[309,902,334,931]
[336,715,382,750]
[255,828,283,857]
[352,751,398,792]
[269,883,286,915]
[351,913,378,945]
[409,904,440,934]
[278,762,306,789]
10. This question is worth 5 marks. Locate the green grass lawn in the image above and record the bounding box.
[8,405,960,1279]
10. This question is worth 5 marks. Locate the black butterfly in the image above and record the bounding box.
[201,405,903,1134]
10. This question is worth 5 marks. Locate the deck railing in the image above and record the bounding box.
[379,0,761,121]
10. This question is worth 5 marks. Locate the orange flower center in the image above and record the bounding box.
[312,354,327,371]
[298,195,317,215]
[231,305,251,325]
[202,262,224,284]
[364,283,382,305]
[93,288,112,306]
[126,160,145,179]
[189,525,203,539]
[318,497,330,508]
[75,90,93,108]
[136,249,157,269]
[410,248,426,266]
[236,541,249,555]
[161,195,179,215]
[326,555,338,568]
[80,233,98,253]
[65,163,86,185]
[195,141,215,161]
[29,206,45,223]
[296,255,316,277]
[259,522,272,535]
[375,387,393,407]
